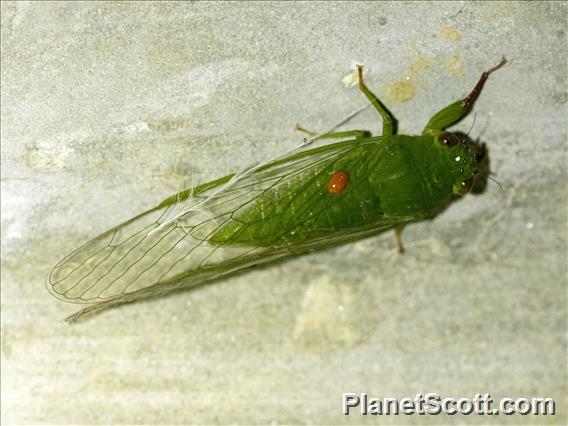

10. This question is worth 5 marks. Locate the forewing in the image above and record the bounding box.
[48,139,374,305]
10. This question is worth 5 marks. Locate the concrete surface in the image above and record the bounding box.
[1,1,566,424]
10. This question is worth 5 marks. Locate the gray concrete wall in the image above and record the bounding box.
[2,1,566,424]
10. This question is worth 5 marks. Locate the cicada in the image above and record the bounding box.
[48,58,506,322]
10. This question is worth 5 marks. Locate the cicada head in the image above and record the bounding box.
[435,132,482,196]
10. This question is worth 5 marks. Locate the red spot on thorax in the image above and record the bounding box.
[327,171,349,194]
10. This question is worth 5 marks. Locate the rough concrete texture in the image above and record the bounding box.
[1,2,566,425]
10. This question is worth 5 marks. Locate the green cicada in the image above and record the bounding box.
[48,58,506,322]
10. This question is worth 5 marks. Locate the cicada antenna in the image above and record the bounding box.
[488,175,503,191]
[466,112,477,137]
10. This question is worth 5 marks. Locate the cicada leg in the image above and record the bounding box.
[356,65,396,136]
[423,57,507,135]
[394,225,406,254]
[294,124,371,140]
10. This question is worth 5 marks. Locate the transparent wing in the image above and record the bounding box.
[47,138,407,320]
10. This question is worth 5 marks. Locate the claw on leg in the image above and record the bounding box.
[463,56,507,110]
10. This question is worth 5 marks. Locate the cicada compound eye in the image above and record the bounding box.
[438,132,459,148]
[458,178,474,195]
